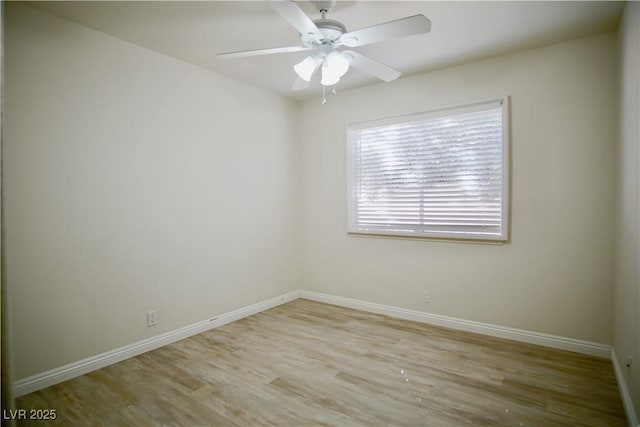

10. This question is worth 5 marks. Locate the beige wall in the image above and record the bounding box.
[4,3,301,380]
[299,33,617,344]
[614,1,640,417]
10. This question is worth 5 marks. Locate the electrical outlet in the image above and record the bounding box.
[422,289,431,303]
[147,310,157,327]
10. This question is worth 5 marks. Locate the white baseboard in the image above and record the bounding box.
[13,289,616,400]
[12,290,300,398]
[299,290,612,359]
[611,348,640,427]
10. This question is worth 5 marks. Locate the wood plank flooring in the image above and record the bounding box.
[16,299,626,426]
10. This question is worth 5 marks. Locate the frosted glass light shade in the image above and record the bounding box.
[293,56,319,82]
[321,64,340,86]
[326,51,350,77]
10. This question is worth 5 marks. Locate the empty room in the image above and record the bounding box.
[1,0,639,425]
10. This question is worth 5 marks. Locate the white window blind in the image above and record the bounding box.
[348,98,509,241]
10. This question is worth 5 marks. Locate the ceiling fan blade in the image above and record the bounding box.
[343,50,401,82]
[268,0,324,39]
[217,45,312,60]
[340,15,431,48]
[291,77,310,91]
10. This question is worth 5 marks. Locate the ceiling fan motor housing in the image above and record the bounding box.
[307,19,346,44]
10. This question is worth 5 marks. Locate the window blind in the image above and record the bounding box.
[348,99,508,240]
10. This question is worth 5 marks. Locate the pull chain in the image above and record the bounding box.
[321,86,338,105]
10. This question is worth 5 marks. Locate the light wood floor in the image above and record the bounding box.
[17,299,626,426]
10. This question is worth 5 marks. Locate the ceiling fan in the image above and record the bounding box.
[217,0,431,94]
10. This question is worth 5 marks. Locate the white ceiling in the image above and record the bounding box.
[27,1,624,101]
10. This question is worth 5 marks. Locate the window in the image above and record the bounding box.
[347,98,509,241]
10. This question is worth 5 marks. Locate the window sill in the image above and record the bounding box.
[347,230,509,245]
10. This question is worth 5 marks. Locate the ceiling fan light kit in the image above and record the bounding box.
[217,0,431,103]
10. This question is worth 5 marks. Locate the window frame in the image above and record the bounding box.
[347,97,510,242]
